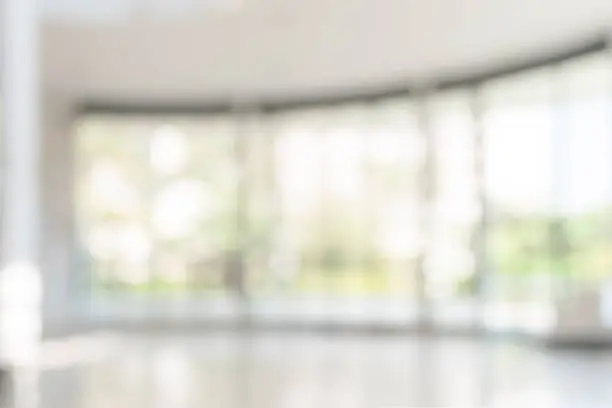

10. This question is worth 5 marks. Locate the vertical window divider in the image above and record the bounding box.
[143,121,156,319]
[415,89,435,330]
[266,112,282,311]
[469,85,489,333]
[549,67,572,308]
[232,103,254,323]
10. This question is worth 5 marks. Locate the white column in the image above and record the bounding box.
[0,0,42,367]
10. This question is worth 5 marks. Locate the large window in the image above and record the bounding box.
[557,54,612,287]
[75,116,241,302]
[73,47,612,331]
[428,90,479,325]
[481,68,556,330]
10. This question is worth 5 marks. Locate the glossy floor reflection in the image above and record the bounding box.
[30,332,612,408]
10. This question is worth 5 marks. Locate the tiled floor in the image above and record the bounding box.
[11,332,612,407]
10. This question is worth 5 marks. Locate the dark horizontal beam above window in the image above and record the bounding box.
[75,99,235,117]
[434,35,607,90]
[76,35,607,117]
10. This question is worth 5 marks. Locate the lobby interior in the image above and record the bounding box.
[4,0,612,406]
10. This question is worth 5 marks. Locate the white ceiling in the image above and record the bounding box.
[40,0,612,100]
[42,0,240,23]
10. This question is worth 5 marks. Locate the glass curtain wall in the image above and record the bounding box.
[73,48,612,332]
[480,67,557,331]
[75,116,242,319]
[427,90,480,326]
[556,54,612,290]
